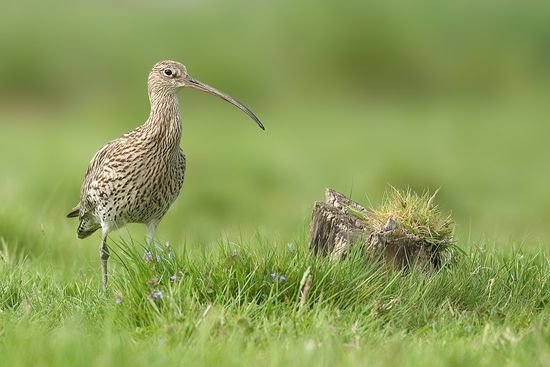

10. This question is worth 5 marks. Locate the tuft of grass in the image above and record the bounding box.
[368,186,455,251]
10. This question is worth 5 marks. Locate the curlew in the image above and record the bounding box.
[67,60,264,289]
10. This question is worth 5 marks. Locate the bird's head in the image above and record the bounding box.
[148,60,264,130]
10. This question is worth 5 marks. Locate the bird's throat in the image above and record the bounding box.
[146,93,182,146]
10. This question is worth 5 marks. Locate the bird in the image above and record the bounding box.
[67,60,264,289]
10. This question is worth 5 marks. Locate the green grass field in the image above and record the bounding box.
[1,1,550,366]
[1,239,548,367]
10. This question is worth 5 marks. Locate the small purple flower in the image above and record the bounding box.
[156,254,161,262]
[270,272,286,283]
[144,250,153,262]
[150,290,163,300]
[170,271,184,283]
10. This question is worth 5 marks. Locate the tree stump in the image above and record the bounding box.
[309,188,444,269]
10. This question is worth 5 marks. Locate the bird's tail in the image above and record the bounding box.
[77,217,100,239]
[66,205,100,239]
[66,205,80,218]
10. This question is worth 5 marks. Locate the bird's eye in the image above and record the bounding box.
[163,68,173,77]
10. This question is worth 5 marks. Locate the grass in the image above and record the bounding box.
[1,97,549,366]
[1,98,549,365]
[355,186,455,255]
[369,187,454,245]
[0,237,548,367]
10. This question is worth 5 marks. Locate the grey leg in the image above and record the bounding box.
[146,221,159,248]
[100,229,109,290]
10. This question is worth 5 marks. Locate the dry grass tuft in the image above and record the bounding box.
[368,186,455,251]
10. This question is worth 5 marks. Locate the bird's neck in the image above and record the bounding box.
[145,92,182,146]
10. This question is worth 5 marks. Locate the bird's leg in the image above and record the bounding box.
[146,221,159,248]
[143,221,159,262]
[99,229,109,291]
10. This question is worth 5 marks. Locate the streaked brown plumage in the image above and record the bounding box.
[67,60,264,289]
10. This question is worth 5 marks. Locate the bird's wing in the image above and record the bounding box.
[74,124,144,218]
[77,139,120,217]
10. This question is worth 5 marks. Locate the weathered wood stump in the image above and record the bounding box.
[309,188,444,269]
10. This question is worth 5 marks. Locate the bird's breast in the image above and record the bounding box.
[88,140,185,226]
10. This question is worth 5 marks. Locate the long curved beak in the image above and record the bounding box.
[184,76,265,130]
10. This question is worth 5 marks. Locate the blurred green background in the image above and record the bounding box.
[1,0,550,263]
